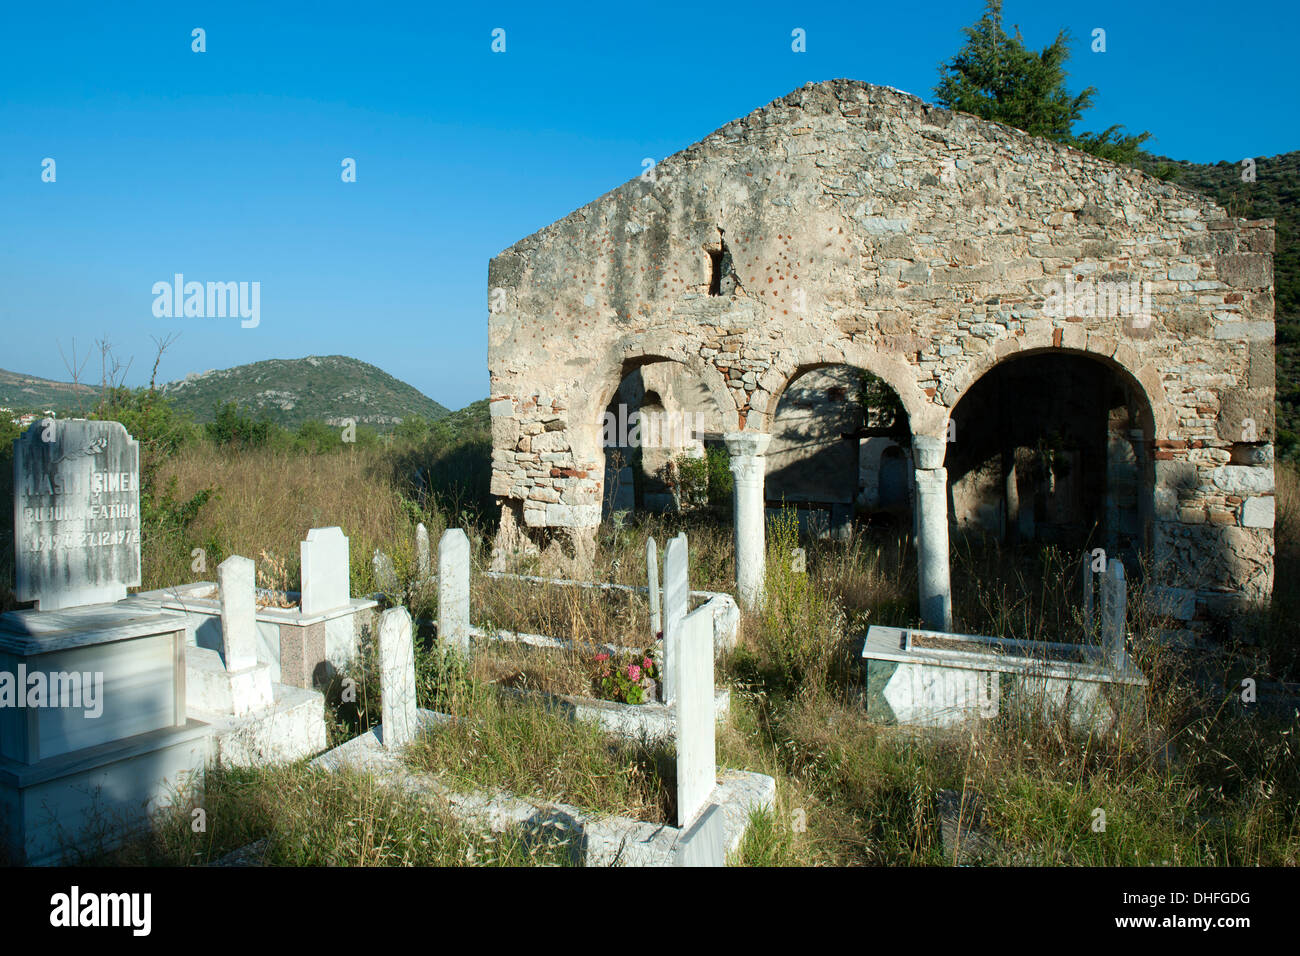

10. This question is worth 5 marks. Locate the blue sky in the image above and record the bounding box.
[2,1,1295,411]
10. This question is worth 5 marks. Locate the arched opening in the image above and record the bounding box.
[600,359,728,518]
[946,351,1155,569]
[765,365,913,538]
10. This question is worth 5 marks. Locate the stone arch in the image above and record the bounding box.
[573,342,739,449]
[570,343,737,518]
[943,342,1160,562]
[753,342,940,437]
[939,329,1174,440]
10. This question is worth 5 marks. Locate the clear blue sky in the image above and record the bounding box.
[2,0,1295,411]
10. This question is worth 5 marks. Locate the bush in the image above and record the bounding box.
[206,401,273,448]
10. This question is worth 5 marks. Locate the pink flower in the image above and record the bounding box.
[594,652,609,663]
[627,664,642,681]
[643,657,653,670]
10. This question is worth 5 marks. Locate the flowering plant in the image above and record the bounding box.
[592,648,660,705]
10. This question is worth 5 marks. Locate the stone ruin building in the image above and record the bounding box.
[487,79,1275,641]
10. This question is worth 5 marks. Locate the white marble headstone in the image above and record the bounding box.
[13,419,142,610]
[378,607,418,748]
[438,528,470,652]
[416,522,431,581]
[300,527,350,616]
[217,555,258,672]
[662,535,689,705]
[647,536,661,639]
[675,598,717,828]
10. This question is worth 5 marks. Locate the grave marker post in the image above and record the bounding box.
[438,528,471,653]
[378,607,418,748]
[662,535,689,705]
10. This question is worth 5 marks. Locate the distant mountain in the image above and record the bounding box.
[0,368,95,414]
[160,355,450,429]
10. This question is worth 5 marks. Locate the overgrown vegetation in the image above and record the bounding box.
[934,0,1159,169]
[406,687,677,825]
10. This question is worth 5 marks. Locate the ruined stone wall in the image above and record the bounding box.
[487,79,1275,623]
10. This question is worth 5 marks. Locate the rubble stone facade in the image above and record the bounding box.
[487,79,1275,630]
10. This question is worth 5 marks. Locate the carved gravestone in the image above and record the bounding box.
[372,548,398,594]
[416,522,431,581]
[300,527,350,616]
[1101,559,1128,669]
[13,419,142,610]
[216,554,274,715]
[675,592,718,829]
[217,555,259,672]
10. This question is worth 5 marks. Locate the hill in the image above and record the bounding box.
[0,368,96,415]
[160,355,450,429]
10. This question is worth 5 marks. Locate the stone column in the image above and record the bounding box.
[913,436,952,631]
[724,432,771,610]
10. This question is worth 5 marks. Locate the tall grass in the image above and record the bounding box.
[97,763,575,867]
[149,443,432,595]
[405,687,677,824]
[89,445,1300,866]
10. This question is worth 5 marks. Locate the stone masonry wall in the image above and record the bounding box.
[487,79,1275,623]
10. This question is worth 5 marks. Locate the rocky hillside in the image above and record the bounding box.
[0,368,95,414]
[160,355,450,428]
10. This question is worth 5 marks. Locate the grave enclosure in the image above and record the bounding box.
[2,419,763,865]
[487,79,1276,643]
[1,420,362,862]
[316,529,774,866]
[1,421,209,864]
[446,526,737,742]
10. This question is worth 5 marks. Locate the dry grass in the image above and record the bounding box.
[149,443,434,594]
[107,444,1300,867]
[405,686,676,825]
[471,641,603,699]
[95,763,576,867]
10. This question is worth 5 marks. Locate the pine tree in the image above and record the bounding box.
[934,0,1156,170]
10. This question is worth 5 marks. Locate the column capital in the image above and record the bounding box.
[723,431,771,459]
[912,434,947,470]
[914,466,948,490]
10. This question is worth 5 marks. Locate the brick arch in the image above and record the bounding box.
[939,329,1175,440]
[752,342,941,438]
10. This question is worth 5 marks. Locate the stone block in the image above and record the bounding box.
[1241,496,1275,529]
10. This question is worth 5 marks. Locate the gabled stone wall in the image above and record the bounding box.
[487,79,1275,627]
